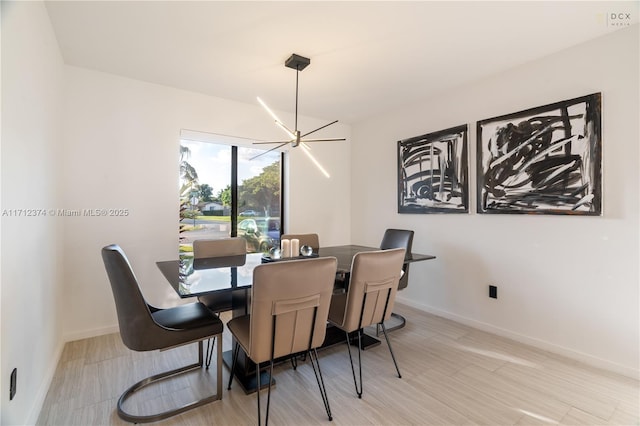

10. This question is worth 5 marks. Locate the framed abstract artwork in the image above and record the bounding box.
[398,125,469,213]
[477,93,602,215]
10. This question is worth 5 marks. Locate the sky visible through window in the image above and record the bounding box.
[180,139,278,195]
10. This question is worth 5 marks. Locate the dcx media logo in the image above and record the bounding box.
[603,11,634,27]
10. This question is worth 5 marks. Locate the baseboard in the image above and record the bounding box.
[396,296,639,380]
[26,339,65,425]
[63,324,119,343]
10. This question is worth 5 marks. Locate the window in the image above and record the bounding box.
[179,132,283,254]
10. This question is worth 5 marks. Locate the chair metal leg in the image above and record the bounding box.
[308,348,333,421]
[290,354,298,370]
[215,333,223,397]
[379,322,402,378]
[265,359,275,426]
[228,342,240,390]
[256,363,262,426]
[345,330,363,398]
[205,337,216,369]
[204,313,222,368]
[116,337,222,424]
[376,312,407,336]
[252,358,276,426]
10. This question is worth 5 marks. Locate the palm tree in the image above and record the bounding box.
[180,145,199,185]
[179,145,200,248]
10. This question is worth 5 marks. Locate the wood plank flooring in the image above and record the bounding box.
[37,304,639,425]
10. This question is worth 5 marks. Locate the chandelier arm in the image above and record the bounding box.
[253,140,292,145]
[249,142,290,161]
[300,120,340,138]
[299,138,346,143]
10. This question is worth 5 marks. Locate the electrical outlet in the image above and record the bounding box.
[489,285,498,299]
[10,368,17,400]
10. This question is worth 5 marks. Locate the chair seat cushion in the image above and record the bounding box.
[198,292,234,313]
[152,302,223,334]
[226,315,251,354]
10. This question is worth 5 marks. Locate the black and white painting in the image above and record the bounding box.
[398,125,468,213]
[477,93,602,215]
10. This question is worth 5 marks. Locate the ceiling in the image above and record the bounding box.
[45,1,637,124]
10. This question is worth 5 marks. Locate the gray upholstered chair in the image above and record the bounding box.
[101,244,223,423]
[193,237,247,366]
[227,256,337,425]
[280,233,320,253]
[328,248,405,398]
[380,228,414,331]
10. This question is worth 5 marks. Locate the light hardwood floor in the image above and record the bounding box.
[37,304,639,425]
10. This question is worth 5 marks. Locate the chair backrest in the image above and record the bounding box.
[337,248,406,332]
[193,237,246,259]
[101,244,161,351]
[247,257,337,363]
[281,233,320,250]
[380,229,414,290]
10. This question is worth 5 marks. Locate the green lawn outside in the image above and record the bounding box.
[196,215,231,222]
[194,215,274,222]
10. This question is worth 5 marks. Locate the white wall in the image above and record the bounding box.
[1,1,65,424]
[350,26,639,377]
[60,66,351,341]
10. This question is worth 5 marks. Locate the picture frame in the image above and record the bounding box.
[477,93,602,215]
[398,125,469,214]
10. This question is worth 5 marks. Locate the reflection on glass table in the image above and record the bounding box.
[159,253,263,298]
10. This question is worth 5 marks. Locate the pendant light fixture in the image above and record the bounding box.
[252,54,346,175]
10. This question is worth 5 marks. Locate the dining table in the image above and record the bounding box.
[157,244,435,393]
